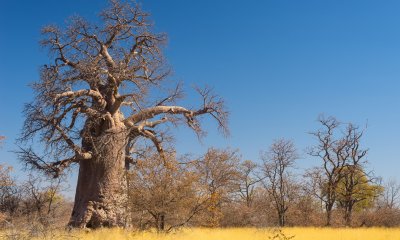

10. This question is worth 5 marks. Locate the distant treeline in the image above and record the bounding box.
[1,116,399,231]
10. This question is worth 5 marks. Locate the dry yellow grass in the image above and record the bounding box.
[3,227,400,240]
[67,228,400,240]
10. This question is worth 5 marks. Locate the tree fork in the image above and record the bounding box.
[18,0,228,229]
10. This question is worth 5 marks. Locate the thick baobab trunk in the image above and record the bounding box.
[68,127,128,228]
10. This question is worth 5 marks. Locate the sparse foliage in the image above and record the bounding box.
[261,139,298,227]
[0,165,21,225]
[380,178,400,209]
[20,174,66,227]
[306,116,353,226]
[127,150,207,232]
[18,0,228,228]
[236,160,262,208]
[194,148,240,227]
[306,115,377,226]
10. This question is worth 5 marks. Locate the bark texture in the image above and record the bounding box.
[18,0,227,229]
[69,126,128,227]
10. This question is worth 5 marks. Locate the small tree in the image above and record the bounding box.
[195,148,240,227]
[0,165,21,224]
[236,160,262,208]
[261,139,298,227]
[336,166,382,226]
[128,150,206,232]
[20,174,65,227]
[307,116,352,226]
[380,178,400,209]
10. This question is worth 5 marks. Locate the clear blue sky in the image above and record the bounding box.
[1,0,400,194]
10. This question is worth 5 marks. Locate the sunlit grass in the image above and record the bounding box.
[3,227,400,240]
[70,227,400,240]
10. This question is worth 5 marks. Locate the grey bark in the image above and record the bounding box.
[69,126,128,227]
[18,1,228,229]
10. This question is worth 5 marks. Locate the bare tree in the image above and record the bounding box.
[194,148,240,227]
[18,0,227,228]
[236,160,262,208]
[261,138,298,227]
[306,116,350,226]
[20,174,65,227]
[289,189,322,227]
[380,178,400,209]
[0,165,21,224]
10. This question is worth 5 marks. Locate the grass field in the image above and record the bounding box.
[6,227,398,240]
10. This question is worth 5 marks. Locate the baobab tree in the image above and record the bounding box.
[18,0,227,228]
